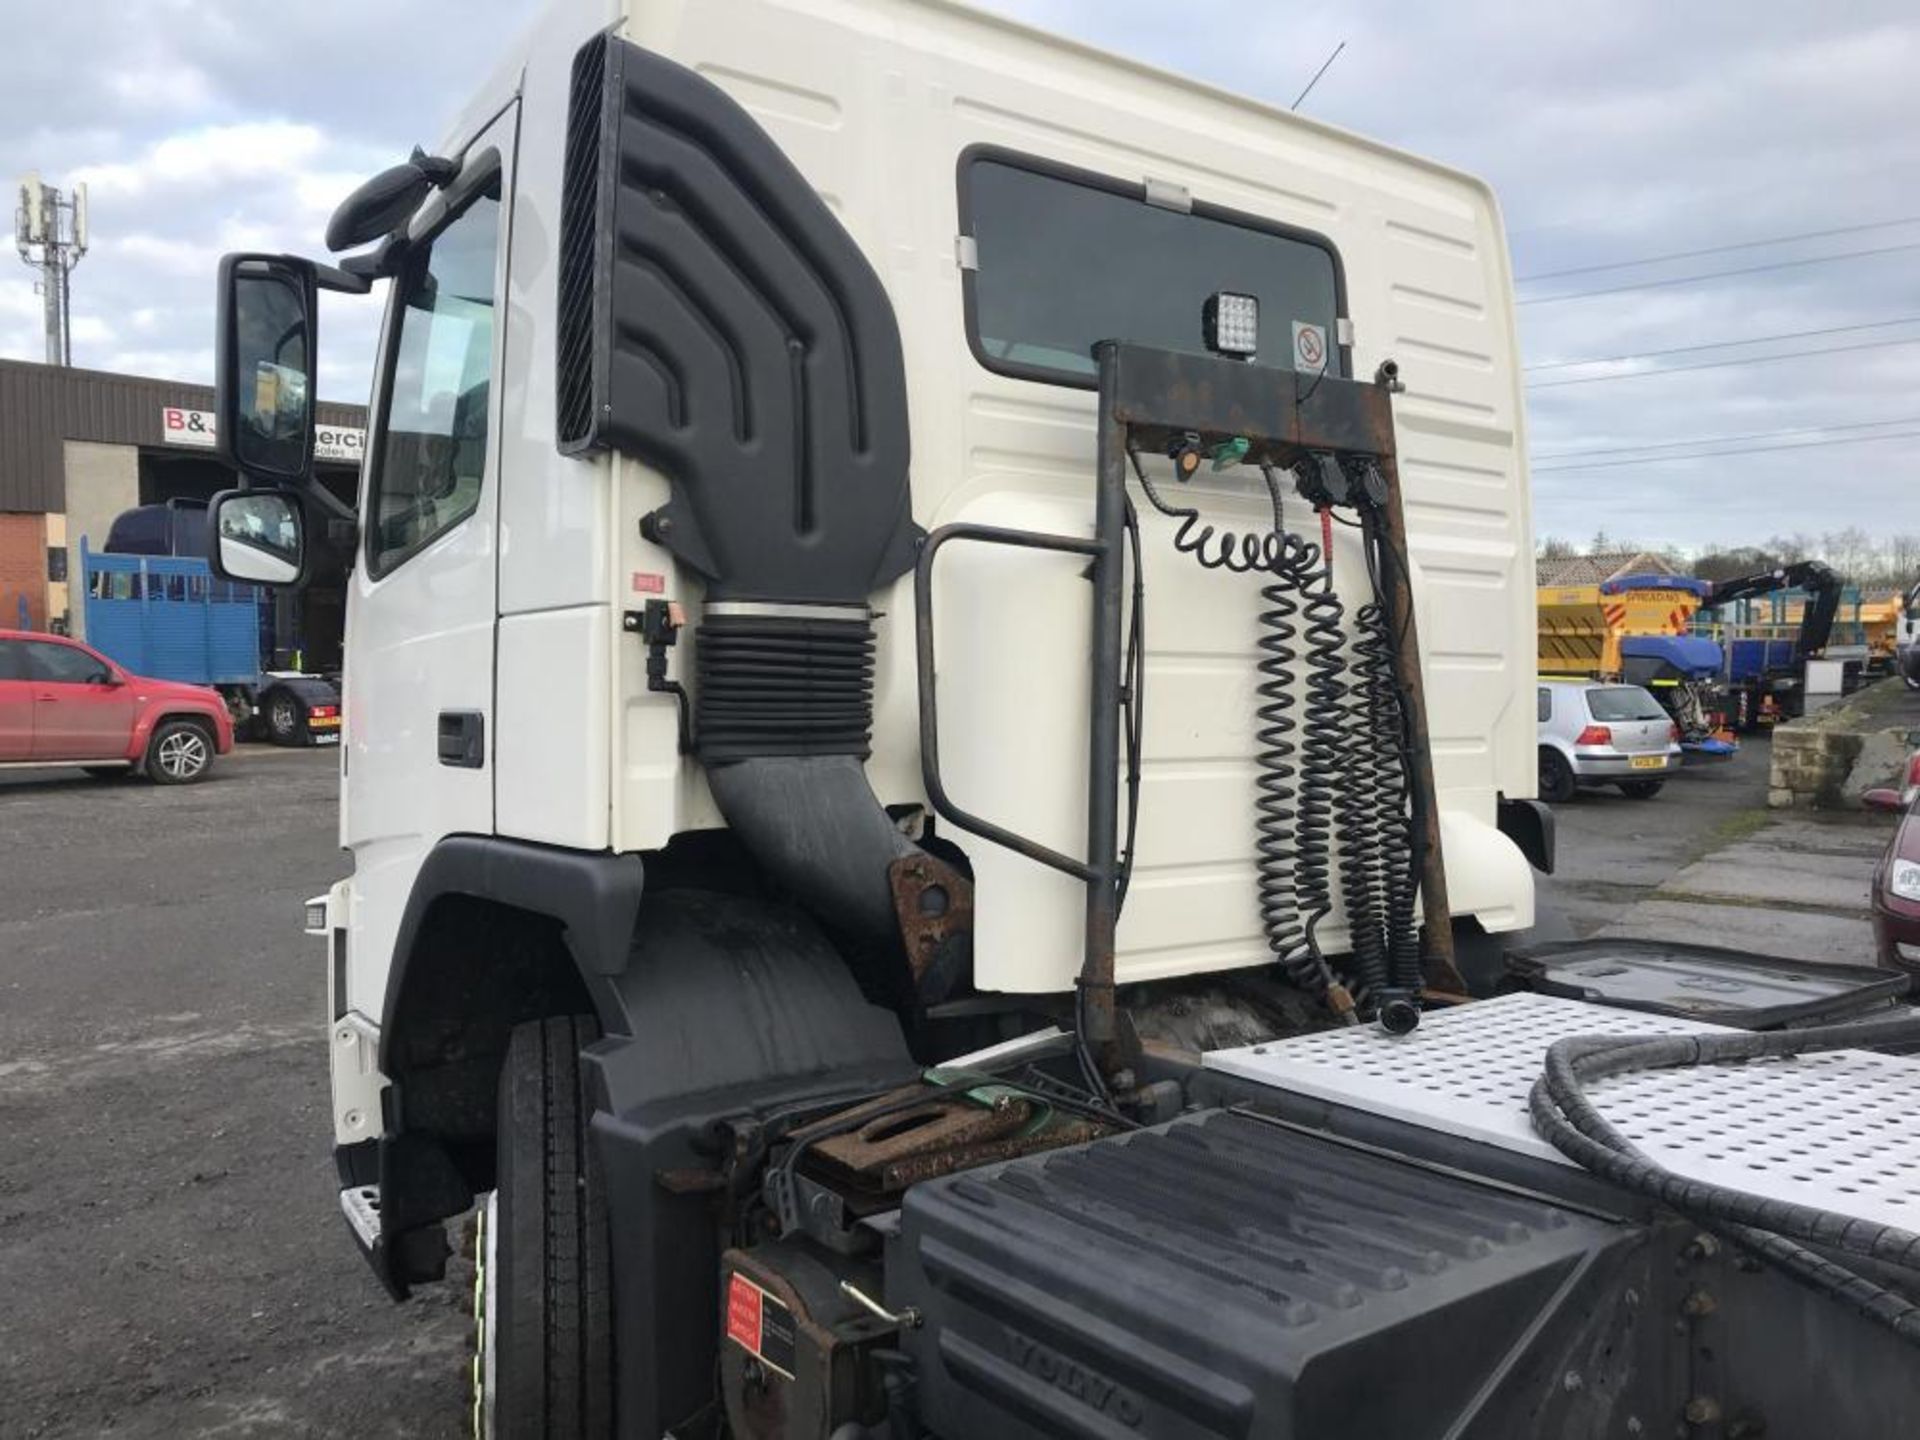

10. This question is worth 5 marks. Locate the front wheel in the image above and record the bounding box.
[1538,748,1577,804]
[145,720,213,784]
[1619,779,1665,799]
[477,1016,612,1439]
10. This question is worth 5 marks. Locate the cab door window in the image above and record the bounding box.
[366,178,501,577]
[27,641,112,684]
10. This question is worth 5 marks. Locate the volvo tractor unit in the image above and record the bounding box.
[206,1,1920,1435]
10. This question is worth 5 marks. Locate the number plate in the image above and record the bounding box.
[1630,754,1664,770]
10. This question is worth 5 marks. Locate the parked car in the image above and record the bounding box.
[1537,680,1683,802]
[0,629,235,783]
[1863,751,1920,980]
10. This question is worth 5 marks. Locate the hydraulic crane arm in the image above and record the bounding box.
[1706,560,1841,657]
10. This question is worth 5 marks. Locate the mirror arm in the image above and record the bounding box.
[340,236,409,284]
[313,260,372,296]
[298,476,358,525]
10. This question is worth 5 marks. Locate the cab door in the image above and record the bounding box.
[341,106,515,1011]
[24,638,134,761]
[0,639,33,759]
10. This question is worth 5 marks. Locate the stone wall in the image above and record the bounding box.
[1768,682,1917,808]
[1768,725,1863,809]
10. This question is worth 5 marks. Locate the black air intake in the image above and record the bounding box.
[560,38,938,960]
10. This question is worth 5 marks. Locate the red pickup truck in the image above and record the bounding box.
[0,629,235,783]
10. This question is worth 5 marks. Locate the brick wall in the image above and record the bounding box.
[0,511,48,631]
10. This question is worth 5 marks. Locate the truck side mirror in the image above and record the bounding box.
[215,254,318,485]
[208,488,307,588]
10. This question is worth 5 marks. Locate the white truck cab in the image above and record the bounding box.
[222,5,1920,1438]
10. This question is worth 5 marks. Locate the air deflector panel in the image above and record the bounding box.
[557,34,920,604]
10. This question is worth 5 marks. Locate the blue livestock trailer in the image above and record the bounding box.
[81,532,342,746]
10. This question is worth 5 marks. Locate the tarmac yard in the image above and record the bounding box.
[0,729,1900,1437]
[0,751,470,1439]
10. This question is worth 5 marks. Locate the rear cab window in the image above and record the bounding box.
[1537,687,1551,722]
[0,640,24,680]
[959,149,1345,387]
[1588,687,1666,723]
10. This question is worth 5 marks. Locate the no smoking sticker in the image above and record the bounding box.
[1291,321,1328,375]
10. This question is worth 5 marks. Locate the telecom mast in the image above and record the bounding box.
[15,173,89,367]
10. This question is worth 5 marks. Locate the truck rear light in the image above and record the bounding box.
[1575,724,1612,746]
[309,705,339,719]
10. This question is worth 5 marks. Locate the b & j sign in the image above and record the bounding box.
[159,406,367,465]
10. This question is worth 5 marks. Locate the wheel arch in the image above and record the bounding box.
[366,836,644,1295]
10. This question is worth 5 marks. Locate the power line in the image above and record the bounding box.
[1516,215,1920,284]
[1525,334,1920,389]
[1534,414,1920,462]
[1532,428,1920,474]
[1516,240,1920,306]
[1526,315,1920,372]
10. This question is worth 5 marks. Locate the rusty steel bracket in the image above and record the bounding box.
[888,852,974,1006]
[808,1082,1108,1194]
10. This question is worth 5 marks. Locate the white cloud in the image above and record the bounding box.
[1,0,1915,551]
[76,121,326,198]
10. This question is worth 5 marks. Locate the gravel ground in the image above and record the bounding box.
[0,749,470,1440]
[0,721,1808,1437]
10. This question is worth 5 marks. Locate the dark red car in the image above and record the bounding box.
[0,629,235,784]
[1865,751,1920,979]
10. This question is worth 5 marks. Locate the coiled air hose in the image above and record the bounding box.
[1355,506,1425,1000]
[1530,1015,1920,1347]
[1129,448,1355,1021]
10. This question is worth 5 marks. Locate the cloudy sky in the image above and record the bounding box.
[3,0,1917,552]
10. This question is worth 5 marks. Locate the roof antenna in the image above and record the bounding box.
[1291,40,1346,111]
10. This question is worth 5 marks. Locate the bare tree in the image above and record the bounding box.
[1766,532,1813,564]
[1879,534,1920,589]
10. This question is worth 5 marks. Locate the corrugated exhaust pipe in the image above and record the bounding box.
[697,605,919,945]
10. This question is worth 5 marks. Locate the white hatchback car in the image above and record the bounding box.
[1537,680,1683,802]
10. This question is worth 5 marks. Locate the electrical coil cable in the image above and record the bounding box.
[1294,486,1356,1005]
[1529,1016,1920,1348]
[1128,446,1354,1020]
[1354,496,1425,1000]
[1332,567,1391,1006]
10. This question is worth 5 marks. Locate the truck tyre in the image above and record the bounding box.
[1538,748,1576,804]
[477,1016,612,1440]
[145,719,214,784]
[265,691,303,746]
[1618,780,1664,799]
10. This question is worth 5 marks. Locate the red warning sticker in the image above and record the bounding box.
[724,1271,797,1379]
[726,1272,762,1354]
[631,571,666,594]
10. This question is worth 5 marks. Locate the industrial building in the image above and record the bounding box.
[0,358,365,637]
